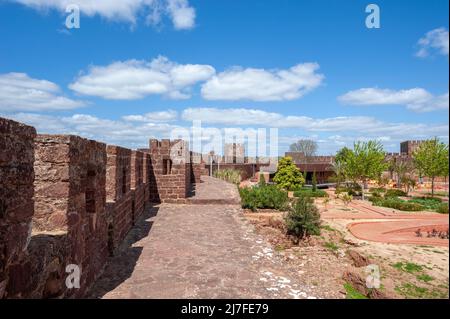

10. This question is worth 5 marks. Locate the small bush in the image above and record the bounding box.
[239,185,288,211]
[370,190,384,199]
[368,196,382,203]
[437,203,449,214]
[336,183,362,197]
[213,169,242,185]
[293,189,328,198]
[340,193,353,206]
[369,187,386,193]
[284,196,321,242]
[385,189,407,198]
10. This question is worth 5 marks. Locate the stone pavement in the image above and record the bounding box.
[89,177,319,299]
[187,175,241,205]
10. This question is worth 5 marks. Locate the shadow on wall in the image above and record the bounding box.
[87,205,160,299]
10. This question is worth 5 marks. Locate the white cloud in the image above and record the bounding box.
[11,0,196,30]
[0,72,85,112]
[122,109,177,122]
[181,107,449,137]
[166,0,195,30]
[69,56,215,100]
[3,108,448,154]
[201,63,324,101]
[416,27,449,57]
[182,107,284,126]
[338,88,449,112]
[182,107,379,131]
[4,112,180,149]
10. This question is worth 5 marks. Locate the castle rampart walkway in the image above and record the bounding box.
[89,177,319,299]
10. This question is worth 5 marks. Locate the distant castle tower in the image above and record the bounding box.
[400,140,424,156]
[224,143,245,164]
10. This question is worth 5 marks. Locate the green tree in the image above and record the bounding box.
[335,147,352,165]
[392,158,414,189]
[273,156,305,191]
[413,138,449,197]
[331,147,353,188]
[344,141,387,200]
[284,196,321,243]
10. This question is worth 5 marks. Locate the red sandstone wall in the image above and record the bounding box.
[29,135,108,298]
[142,152,152,203]
[0,118,36,298]
[148,139,191,203]
[105,146,132,254]
[131,151,145,221]
[1,117,200,298]
[191,163,209,184]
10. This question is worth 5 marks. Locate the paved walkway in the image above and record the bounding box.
[187,175,240,204]
[89,177,319,299]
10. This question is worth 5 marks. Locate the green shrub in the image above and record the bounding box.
[239,185,288,211]
[368,196,382,203]
[370,190,384,199]
[284,196,321,242]
[409,197,442,211]
[273,157,305,191]
[340,193,353,206]
[258,173,267,187]
[335,183,362,197]
[213,169,242,185]
[294,189,328,198]
[369,187,386,193]
[437,203,449,214]
[385,189,407,198]
[372,198,423,211]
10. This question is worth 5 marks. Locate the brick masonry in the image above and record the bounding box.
[105,145,132,254]
[148,139,192,204]
[131,150,146,223]
[6,134,110,298]
[2,116,224,298]
[0,118,36,298]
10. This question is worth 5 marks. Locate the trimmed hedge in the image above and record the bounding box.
[239,185,289,211]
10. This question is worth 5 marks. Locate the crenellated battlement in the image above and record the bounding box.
[0,117,199,299]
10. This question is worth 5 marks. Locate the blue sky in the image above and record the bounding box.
[0,0,448,155]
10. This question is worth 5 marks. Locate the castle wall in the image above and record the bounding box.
[0,118,36,298]
[131,150,145,222]
[148,139,191,203]
[105,146,132,254]
[0,116,203,298]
